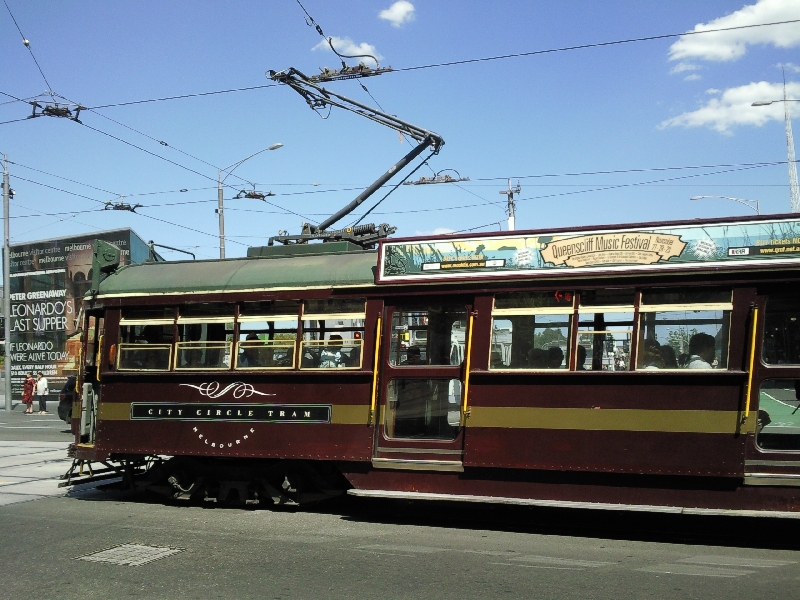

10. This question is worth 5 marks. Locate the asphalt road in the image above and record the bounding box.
[1,402,800,599]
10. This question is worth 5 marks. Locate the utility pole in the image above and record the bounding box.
[3,156,11,411]
[217,170,226,259]
[783,73,800,213]
[499,179,521,231]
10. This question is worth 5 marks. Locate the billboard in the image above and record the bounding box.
[378,217,800,283]
[6,229,151,400]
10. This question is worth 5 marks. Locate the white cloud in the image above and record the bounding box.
[669,0,800,63]
[312,36,383,68]
[684,74,702,81]
[670,62,700,74]
[379,1,415,27]
[659,80,800,133]
[778,62,800,72]
[706,88,721,94]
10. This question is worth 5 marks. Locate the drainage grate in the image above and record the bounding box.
[76,543,184,566]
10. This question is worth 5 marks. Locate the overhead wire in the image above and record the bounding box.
[5,18,791,113]
[396,19,800,73]
[3,0,54,95]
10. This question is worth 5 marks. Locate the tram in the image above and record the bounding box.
[63,213,800,517]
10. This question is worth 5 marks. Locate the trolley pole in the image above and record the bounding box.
[3,156,11,411]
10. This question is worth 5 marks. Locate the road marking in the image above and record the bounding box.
[678,556,796,568]
[490,562,587,570]
[356,544,446,554]
[638,564,755,578]
[509,555,614,568]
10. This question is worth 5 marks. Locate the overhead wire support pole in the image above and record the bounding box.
[3,155,11,412]
[499,179,521,231]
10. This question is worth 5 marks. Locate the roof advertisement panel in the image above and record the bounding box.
[377,217,800,283]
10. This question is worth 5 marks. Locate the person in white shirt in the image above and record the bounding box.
[35,372,49,414]
[687,333,715,370]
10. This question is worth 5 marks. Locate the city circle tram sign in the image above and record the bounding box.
[377,216,800,283]
[131,403,331,423]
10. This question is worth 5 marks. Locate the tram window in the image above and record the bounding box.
[637,291,732,371]
[756,379,800,451]
[300,299,365,369]
[763,292,800,365]
[117,320,173,371]
[490,292,573,370]
[389,305,467,367]
[577,290,634,371]
[384,378,461,440]
[175,307,234,370]
[237,301,299,369]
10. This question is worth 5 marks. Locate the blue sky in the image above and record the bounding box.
[1,0,799,259]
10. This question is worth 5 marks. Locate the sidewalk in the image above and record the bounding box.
[0,441,72,506]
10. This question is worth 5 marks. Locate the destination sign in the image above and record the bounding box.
[377,217,800,283]
[130,403,331,423]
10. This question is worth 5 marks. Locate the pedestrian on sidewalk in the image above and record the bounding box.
[35,372,49,414]
[22,372,35,414]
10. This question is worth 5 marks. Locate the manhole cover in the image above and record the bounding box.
[76,544,184,566]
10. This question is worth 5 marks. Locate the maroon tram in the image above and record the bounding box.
[65,214,800,517]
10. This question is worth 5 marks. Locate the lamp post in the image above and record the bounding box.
[690,195,760,215]
[751,96,799,212]
[217,143,283,259]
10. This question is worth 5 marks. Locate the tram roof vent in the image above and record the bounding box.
[247,241,365,258]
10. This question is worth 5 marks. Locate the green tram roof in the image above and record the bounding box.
[98,249,377,298]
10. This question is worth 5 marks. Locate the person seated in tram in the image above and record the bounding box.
[687,333,716,369]
[405,345,424,366]
[239,333,265,368]
[528,348,548,368]
[660,344,678,369]
[640,340,665,370]
[576,345,587,370]
[319,334,349,368]
[547,346,564,369]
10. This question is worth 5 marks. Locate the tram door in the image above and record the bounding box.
[78,312,104,445]
[374,300,472,471]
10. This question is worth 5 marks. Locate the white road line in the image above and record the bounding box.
[638,564,755,578]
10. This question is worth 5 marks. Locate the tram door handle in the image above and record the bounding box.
[80,383,96,442]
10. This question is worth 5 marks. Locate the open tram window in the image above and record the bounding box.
[117,308,174,371]
[300,299,365,369]
[384,378,461,440]
[236,301,299,370]
[175,303,234,370]
[637,288,731,371]
[490,291,573,370]
[389,305,467,367]
[756,379,800,451]
[763,292,800,365]
[577,289,634,371]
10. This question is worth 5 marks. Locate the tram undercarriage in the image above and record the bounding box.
[61,454,348,507]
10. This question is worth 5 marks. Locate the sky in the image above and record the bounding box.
[1,0,799,260]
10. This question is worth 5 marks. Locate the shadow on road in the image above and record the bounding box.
[64,480,800,551]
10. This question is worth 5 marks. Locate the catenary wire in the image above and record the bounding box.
[396,19,800,73]
[3,0,54,95]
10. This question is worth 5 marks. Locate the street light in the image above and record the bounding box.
[751,95,799,212]
[217,143,283,259]
[690,195,761,215]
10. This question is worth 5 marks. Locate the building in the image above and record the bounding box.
[6,229,153,399]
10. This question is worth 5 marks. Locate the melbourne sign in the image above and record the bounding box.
[377,217,800,283]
